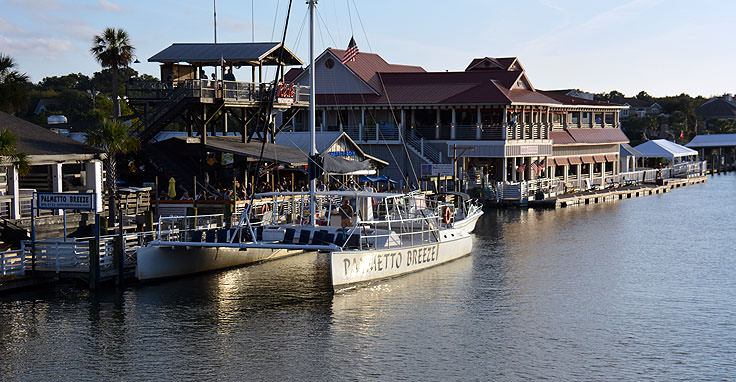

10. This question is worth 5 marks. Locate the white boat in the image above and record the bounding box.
[136,1,476,287]
[430,191,484,234]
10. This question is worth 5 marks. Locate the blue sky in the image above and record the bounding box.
[1,0,734,97]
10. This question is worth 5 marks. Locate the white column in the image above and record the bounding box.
[86,160,103,213]
[8,165,20,220]
[400,109,405,140]
[359,107,365,140]
[435,109,440,139]
[502,158,508,183]
[451,108,456,140]
[321,109,326,132]
[502,106,508,140]
[476,107,482,140]
[52,163,63,215]
[512,158,517,182]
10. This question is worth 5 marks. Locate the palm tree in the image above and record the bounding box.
[0,128,30,175]
[0,53,30,114]
[90,28,134,120]
[84,118,139,224]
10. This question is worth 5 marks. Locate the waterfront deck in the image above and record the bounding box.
[530,176,707,208]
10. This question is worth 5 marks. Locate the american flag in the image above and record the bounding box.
[342,36,359,64]
[530,160,541,175]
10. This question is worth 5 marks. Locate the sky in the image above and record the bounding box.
[1,0,734,98]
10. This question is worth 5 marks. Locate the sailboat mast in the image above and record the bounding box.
[308,0,317,226]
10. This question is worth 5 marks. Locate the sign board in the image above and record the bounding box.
[277,82,296,104]
[420,163,454,177]
[520,145,539,155]
[37,192,94,211]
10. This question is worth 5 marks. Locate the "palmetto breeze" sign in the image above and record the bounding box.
[37,192,95,211]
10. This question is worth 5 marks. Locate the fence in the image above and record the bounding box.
[486,161,707,203]
[0,230,157,278]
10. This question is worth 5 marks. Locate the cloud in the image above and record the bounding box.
[8,0,62,11]
[97,0,128,13]
[0,35,74,58]
[0,17,29,36]
[519,0,665,54]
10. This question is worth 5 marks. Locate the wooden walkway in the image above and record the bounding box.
[530,176,707,209]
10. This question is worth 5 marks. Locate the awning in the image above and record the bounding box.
[605,154,618,162]
[568,157,582,165]
[359,175,398,184]
[593,155,606,163]
[323,154,372,174]
[581,156,594,164]
[553,157,569,166]
[633,139,698,161]
[174,136,307,165]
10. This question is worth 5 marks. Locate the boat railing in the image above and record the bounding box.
[349,213,442,250]
[158,214,225,242]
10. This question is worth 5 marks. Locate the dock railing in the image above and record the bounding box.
[488,161,707,203]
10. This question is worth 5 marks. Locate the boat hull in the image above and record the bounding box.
[330,228,473,288]
[136,245,299,281]
[452,210,483,233]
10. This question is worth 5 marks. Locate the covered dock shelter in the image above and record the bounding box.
[148,42,303,84]
[632,139,698,165]
[686,133,736,170]
[0,112,105,217]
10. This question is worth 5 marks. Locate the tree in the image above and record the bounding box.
[0,129,30,175]
[90,28,135,120]
[0,53,30,114]
[84,118,139,223]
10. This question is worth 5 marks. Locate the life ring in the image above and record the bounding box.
[443,206,452,225]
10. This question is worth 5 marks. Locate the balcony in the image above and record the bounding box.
[127,79,309,107]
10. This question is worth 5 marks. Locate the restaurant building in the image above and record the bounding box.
[286,49,629,191]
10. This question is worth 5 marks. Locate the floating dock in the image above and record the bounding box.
[530,176,707,208]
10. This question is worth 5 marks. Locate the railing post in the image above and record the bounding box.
[88,238,99,290]
[358,123,363,141]
[421,137,425,156]
[376,123,379,141]
[1,251,5,276]
[20,241,25,276]
[476,123,482,140]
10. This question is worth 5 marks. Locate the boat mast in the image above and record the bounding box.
[309,0,317,226]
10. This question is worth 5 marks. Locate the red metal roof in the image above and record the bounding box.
[329,48,425,93]
[567,128,629,144]
[605,154,618,162]
[539,91,625,107]
[581,155,594,164]
[550,130,575,144]
[593,155,606,163]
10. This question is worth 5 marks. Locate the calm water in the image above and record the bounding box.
[2,174,735,381]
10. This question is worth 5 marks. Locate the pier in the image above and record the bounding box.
[531,176,707,208]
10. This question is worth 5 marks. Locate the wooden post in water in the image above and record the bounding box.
[115,208,124,285]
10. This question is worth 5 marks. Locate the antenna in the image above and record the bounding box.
[214,0,217,43]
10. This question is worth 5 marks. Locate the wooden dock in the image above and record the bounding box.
[530,176,707,209]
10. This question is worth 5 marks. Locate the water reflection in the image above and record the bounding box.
[0,174,735,380]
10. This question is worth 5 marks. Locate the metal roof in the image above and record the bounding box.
[148,42,303,66]
[0,111,101,163]
[633,139,698,159]
[620,143,643,157]
[171,136,307,165]
[686,133,736,148]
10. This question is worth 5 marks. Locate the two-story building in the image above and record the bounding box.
[286,49,628,191]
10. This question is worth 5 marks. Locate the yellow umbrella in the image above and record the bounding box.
[168,177,176,199]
